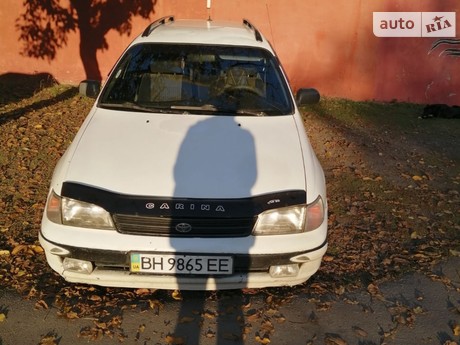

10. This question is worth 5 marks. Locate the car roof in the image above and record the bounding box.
[132,17,274,52]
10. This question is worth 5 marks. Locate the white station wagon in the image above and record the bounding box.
[40,16,328,290]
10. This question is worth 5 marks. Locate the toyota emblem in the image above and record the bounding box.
[145,202,155,209]
[175,223,192,233]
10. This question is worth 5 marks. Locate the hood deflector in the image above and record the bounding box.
[61,182,306,218]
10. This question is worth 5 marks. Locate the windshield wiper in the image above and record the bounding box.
[236,109,266,116]
[98,102,172,113]
[170,104,218,112]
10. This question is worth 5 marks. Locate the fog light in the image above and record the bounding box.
[63,258,94,274]
[269,264,299,278]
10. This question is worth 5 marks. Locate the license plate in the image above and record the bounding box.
[130,253,233,275]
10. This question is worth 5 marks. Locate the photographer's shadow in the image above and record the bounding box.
[171,115,257,344]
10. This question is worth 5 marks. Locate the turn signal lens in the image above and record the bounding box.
[306,196,325,231]
[46,191,63,224]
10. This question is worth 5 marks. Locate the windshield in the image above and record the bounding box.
[98,44,293,116]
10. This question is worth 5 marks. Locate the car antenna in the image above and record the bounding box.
[207,0,212,21]
[265,3,276,49]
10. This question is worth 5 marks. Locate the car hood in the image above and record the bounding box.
[63,108,306,199]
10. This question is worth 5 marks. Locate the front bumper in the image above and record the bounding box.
[39,232,327,290]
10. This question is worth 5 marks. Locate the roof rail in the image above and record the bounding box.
[243,19,263,42]
[142,16,175,37]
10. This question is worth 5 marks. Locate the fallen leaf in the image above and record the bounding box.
[443,341,459,345]
[94,321,107,329]
[246,309,260,322]
[205,329,215,338]
[171,290,182,301]
[325,334,348,345]
[367,283,385,301]
[135,288,151,295]
[335,285,345,295]
[179,316,195,323]
[88,295,102,302]
[453,324,460,336]
[31,245,44,254]
[255,333,270,344]
[203,310,216,319]
[352,326,367,337]
[66,311,79,319]
[273,314,286,323]
[11,244,28,255]
[413,306,424,314]
[149,299,161,310]
[410,231,421,239]
[242,301,252,310]
[262,308,276,317]
[394,314,406,325]
[165,334,185,345]
[0,313,6,322]
[16,270,26,277]
[260,319,274,333]
[35,299,49,310]
[316,302,332,311]
[243,325,252,334]
[39,334,59,345]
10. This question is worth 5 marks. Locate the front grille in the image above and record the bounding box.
[113,214,256,237]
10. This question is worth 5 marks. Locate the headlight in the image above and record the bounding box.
[46,191,115,230]
[253,196,325,235]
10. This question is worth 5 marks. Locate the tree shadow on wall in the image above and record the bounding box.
[15,0,157,81]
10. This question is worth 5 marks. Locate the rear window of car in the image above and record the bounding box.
[99,44,294,116]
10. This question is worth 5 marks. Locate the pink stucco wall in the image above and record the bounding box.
[1,0,459,105]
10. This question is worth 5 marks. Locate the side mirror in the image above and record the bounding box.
[79,80,101,98]
[296,88,320,106]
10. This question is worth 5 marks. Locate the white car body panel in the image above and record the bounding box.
[60,109,306,199]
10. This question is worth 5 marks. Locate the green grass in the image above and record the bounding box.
[303,97,460,136]
[304,97,423,125]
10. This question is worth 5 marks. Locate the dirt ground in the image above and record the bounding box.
[302,100,459,290]
[0,257,459,345]
[0,79,459,344]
